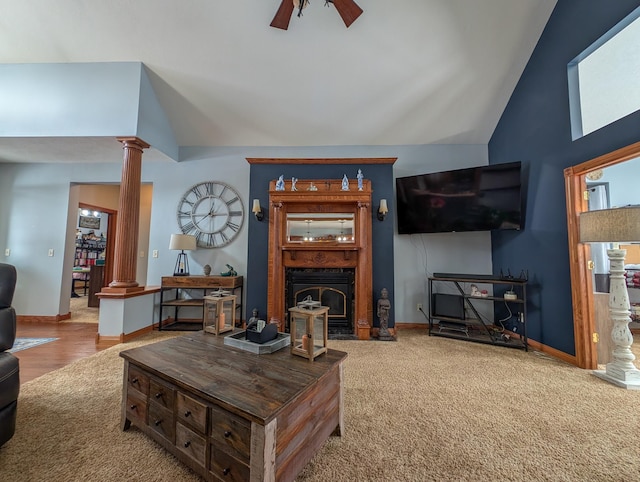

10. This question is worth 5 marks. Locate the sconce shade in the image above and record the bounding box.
[377,199,389,221]
[579,206,640,243]
[169,234,197,251]
[252,199,264,221]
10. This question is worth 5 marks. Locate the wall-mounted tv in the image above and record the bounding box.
[396,161,523,234]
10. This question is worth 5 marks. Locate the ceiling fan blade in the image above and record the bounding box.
[331,0,363,28]
[271,0,296,30]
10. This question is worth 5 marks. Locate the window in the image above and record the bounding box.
[568,7,640,140]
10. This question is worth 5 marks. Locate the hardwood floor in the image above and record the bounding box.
[13,321,107,383]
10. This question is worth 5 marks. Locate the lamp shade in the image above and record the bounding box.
[579,206,640,243]
[379,199,388,214]
[169,234,197,251]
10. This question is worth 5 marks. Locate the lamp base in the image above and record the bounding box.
[593,368,640,390]
[173,251,190,277]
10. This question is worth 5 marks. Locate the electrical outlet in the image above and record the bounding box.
[417,303,423,311]
[152,250,159,258]
[4,248,9,256]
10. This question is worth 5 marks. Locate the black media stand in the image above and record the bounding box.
[428,273,528,351]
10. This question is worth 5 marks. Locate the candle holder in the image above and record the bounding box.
[288,305,329,361]
[203,291,236,335]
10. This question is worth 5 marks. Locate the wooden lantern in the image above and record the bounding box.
[203,291,236,335]
[288,305,329,361]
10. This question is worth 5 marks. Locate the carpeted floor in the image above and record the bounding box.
[67,295,99,323]
[1,330,639,481]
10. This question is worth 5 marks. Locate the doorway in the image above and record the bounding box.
[70,203,116,322]
[564,140,640,369]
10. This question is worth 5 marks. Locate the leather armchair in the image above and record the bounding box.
[0,263,19,447]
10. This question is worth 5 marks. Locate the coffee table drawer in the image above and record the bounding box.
[149,378,175,410]
[126,366,149,396]
[177,392,207,433]
[176,422,206,468]
[210,445,250,482]
[149,402,175,443]
[210,405,251,462]
[125,391,147,425]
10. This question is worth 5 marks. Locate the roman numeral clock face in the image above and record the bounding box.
[177,181,245,248]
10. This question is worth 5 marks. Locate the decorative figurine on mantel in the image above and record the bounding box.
[376,287,396,341]
[341,174,349,191]
[276,175,285,191]
[291,177,298,191]
[357,169,364,191]
[308,182,318,191]
[203,264,212,276]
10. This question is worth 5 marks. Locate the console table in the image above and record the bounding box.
[159,276,243,331]
[120,332,347,482]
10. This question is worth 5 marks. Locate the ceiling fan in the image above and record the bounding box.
[270,0,363,30]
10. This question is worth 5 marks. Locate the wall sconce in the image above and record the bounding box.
[377,199,388,221]
[252,199,264,221]
[169,233,197,276]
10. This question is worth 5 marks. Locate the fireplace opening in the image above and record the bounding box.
[286,269,355,337]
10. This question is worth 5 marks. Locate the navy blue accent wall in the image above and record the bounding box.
[489,0,640,354]
[246,163,395,330]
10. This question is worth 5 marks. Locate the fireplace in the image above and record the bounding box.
[286,269,355,335]
[265,176,374,339]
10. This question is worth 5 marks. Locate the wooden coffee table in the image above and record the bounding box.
[120,331,347,482]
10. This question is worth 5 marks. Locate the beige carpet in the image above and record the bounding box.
[1,331,639,481]
[67,295,99,323]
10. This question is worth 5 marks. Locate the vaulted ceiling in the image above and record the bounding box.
[0,0,557,163]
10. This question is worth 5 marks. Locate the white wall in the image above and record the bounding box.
[391,144,492,324]
[0,143,493,325]
[599,155,640,207]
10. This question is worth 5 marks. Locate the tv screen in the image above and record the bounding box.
[396,161,523,234]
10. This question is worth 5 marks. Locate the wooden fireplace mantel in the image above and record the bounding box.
[267,178,373,339]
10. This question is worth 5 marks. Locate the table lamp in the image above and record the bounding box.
[169,234,197,276]
[579,205,640,389]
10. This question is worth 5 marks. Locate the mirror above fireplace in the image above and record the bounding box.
[286,213,355,244]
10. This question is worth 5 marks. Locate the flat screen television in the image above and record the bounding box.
[395,161,523,234]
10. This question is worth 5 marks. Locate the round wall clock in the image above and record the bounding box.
[586,169,604,181]
[176,181,245,248]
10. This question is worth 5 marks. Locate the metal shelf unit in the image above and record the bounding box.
[428,273,528,351]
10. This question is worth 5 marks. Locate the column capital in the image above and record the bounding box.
[117,137,150,151]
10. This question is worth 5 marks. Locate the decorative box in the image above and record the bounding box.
[288,305,329,361]
[203,292,236,335]
[246,322,278,344]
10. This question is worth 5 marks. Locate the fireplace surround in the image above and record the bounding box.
[266,177,373,339]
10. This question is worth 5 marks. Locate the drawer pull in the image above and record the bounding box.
[131,377,138,384]
[224,431,232,438]
[184,410,191,418]
[155,392,163,399]
[129,404,137,410]
[154,419,162,426]
[223,468,230,476]
[184,441,191,448]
